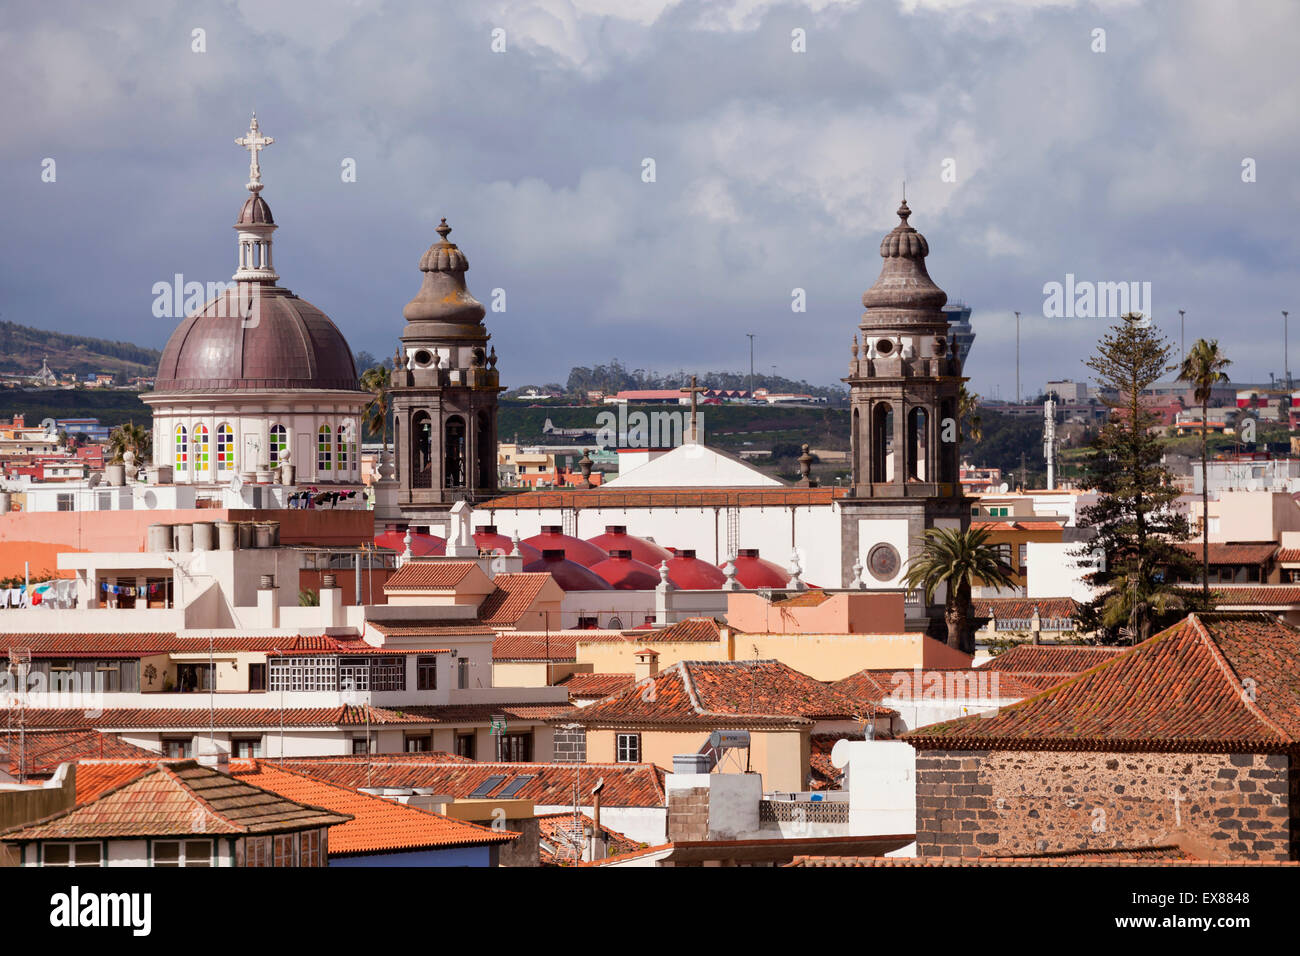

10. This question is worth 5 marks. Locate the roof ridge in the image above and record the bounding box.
[1187,613,1293,743]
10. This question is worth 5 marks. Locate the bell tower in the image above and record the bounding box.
[389,219,502,527]
[840,200,970,625]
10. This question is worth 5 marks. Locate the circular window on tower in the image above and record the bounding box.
[867,543,901,581]
[414,349,433,366]
[875,339,894,355]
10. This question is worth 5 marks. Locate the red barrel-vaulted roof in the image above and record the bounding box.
[590,551,661,590]
[474,526,542,564]
[374,529,445,556]
[523,550,614,591]
[525,526,608,568]
[664,550,726,590]
[586,526,672,566]
[726,548,789,588]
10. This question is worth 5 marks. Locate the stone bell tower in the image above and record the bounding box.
[839,200,970,625]
[389,218,503,528]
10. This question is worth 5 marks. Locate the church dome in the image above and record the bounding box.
[237,194,274,224]
[861,200,948,315]
[524,526,608,568]
[154,285,360,392]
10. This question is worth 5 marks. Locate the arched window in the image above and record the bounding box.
[193,424,210,476]
[337,421,353,474]
[269,425,287,466]
[174,424,188,472]
[907,407,928,481]
[476,410,493,490]
[215,423,235,473]
[317,425,333,472]
[445,415,466,488]
[871,403,893,483]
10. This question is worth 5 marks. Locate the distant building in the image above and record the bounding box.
[1045,379,1087,403]
[30,358,57,387]
[942,301,975,369]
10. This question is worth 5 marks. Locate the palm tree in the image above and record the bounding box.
[360,365,392,451]
[107,421,151,465]
[1177,339,1231,602]
[902,526,1016,655]
[959,384,982,445]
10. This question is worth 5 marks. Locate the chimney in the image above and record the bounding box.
[320,573,344,627]
[258,574,279,628]
[634,648,659,682]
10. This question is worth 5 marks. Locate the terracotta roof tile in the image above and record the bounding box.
[13,705,484,732]
[280,757,666,808]
[575,617,724,645]
[1277,549,1300,563]
[479,573,552,627]
[566,659,881,727]
[492,633,578,662]
[1173,542,1277,564]
[970,597,1080,621]
[0,632,388,658]
[366,620,497,638]
[557,673,635,700]
[536,812,645,865]
[0,729,158,777]
[1203,586,1300,606]
[0,760,350,841]
[906,613,1300,752]
[383,561,480,590]
[983,644,1126,673]
[229,761,516,854]
[833,668,1041,702]
[482,488,844,510]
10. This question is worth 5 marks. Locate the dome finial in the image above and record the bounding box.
[436,218,452,241]
[235,113,274,195]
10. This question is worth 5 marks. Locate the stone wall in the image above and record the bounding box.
[915,749,1293,861]
[551,724,586,764]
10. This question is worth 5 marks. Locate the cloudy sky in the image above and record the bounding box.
[1,0,1296,398]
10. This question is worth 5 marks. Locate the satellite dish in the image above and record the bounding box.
[1247,478,1260,492]
[998,482,1010,494]
[87,472,102,489]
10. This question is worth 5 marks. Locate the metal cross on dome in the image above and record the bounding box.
[235,113,274,193]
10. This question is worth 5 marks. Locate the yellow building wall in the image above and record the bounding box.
[578,639,730,674]
[587,727,807,792]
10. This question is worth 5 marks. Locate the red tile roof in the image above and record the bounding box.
[14,704,496,732]
[970,597,1080,621]
[229,761,516,854]
[557,673,635,700]
[537,812,645,865]
[1205,586,1300,607]
[832,668,1041,702]
[907,613,1300,752]
[577,617,723,645]
[983,644,1126,673]
[0,632,393,658]
[0,729,158,777]
[492,633,578,662]
[1173,542,1278,564]
[481,488,844,510]
[75,760,160,802]
[383,561,480,590]
[0,760,350,841]
[566,659,881,727]
[366,620,497,638]
[479,573,552,627]
[280,757,667,808]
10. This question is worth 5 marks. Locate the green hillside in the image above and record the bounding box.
[0,320,161,378]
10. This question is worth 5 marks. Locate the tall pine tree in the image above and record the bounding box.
[1075,313,1206,642]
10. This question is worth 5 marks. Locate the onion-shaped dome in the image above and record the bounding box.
[861,200,948,316]
[523,549,613,591]
[586,525,672,566]
[664,549,726,590]
[237,194,274,224]
[725,548,789,588]
[401,218,488,341]
[524,526,608,568]
[590,550,661,590]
